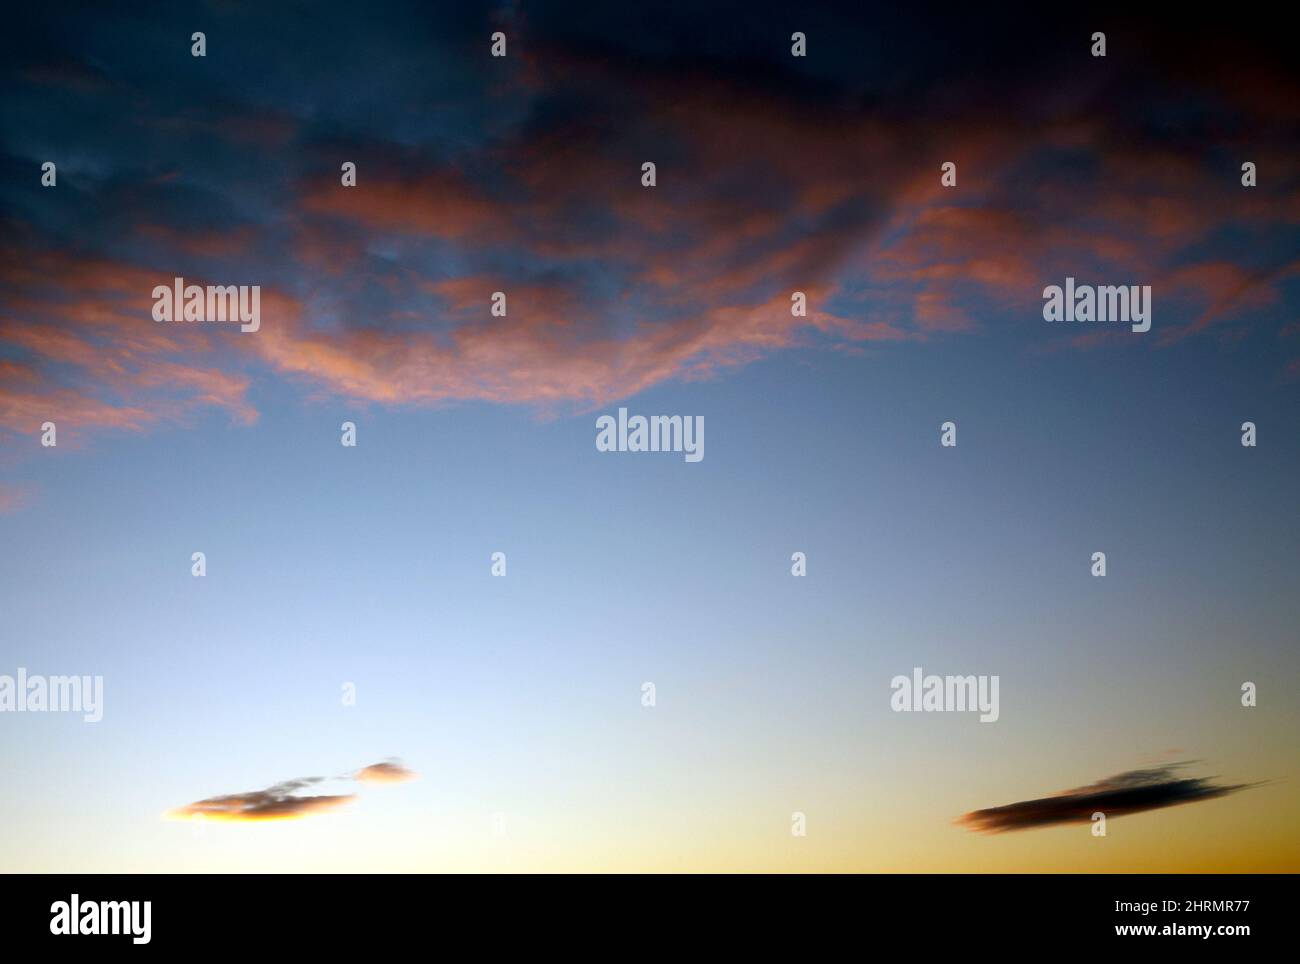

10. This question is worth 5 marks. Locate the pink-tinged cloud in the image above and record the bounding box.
[355,760,417,784]
[301,170,508,240]
[0,482,36,514]
[0,250,259,437]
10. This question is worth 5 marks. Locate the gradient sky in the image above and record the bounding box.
[1,2,1298,872]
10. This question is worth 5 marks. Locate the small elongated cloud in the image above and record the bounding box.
[165,760,416,823]
[164,777,352,822]
[957,763,1256,833]
[355,760,416,784]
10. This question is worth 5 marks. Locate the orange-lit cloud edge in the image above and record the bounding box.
[163,762,418,824]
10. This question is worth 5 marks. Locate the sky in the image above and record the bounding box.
[1,1,1298,872]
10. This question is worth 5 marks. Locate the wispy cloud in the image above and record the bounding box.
[957,763,1258,833]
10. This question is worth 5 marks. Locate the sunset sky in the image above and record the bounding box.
[1,2,1298,872]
